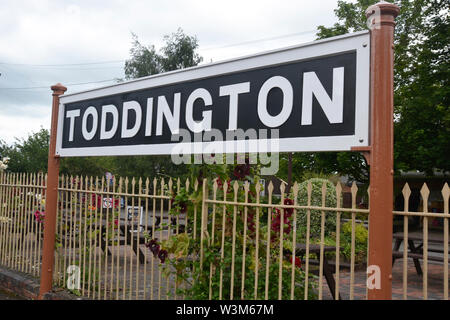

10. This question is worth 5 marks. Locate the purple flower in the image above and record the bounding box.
[158,249,168,263]
[147,239,160,257]
[233,164,250,180]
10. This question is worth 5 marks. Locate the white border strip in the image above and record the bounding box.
[56,31,370,157]
[56,136,362,157]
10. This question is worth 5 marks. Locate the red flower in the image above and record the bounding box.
[284,198,294,217]
[217,177,232,193]
[295,256,302,268]
[91,194,102,208]
[271,208,293,235]
[34,210,45,223]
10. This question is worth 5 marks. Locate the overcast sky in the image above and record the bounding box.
[0,0,346,144]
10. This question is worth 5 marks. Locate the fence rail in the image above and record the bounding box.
[0,172,448,300]
[0,172,46,277]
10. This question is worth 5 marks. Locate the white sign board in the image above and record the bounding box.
[56,31,370,157]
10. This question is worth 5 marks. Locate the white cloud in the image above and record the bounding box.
[0,109,51,144]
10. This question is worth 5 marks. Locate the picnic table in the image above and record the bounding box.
[295,243,342,300]
[392,231,450,275]
[100,216,185,264]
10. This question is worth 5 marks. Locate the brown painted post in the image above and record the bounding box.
[38,83,67,299]
[365,2,399,300]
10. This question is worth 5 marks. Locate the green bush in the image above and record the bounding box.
[340,221,368,264]
[296,178,337,240]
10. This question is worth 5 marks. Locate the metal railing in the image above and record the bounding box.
[0,172,448,300]
[393,182,449,300]
[0,172,46,277]
[50,175,370,300]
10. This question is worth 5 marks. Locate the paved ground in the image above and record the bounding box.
[54,240,448,300]
[320,258,449,300]
[5,220,448,300]
[0,288,26,300]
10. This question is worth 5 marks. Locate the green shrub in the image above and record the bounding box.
[296,178,337,240]
[340,221,368,264]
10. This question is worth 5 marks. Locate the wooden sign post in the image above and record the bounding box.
[39,83,66,299]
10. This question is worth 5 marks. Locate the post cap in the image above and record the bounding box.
[366,1,400,20]
[51,83,67,95]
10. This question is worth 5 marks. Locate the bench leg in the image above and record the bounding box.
[408,240,423,276]
[322,258,342,300]
[129,235,146,264]
[413,258,423,276]
[392,238,403,267]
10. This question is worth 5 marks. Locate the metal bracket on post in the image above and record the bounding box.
[351,146,372,166]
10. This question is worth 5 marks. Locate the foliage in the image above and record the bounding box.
[295,0,450,180]
[145,159,318,300]
[112,155,188,182]
[0,129,114,176]
[159,28,203,72]
[0,128,49,173]
[393,0,450,174]
[124,33,162,79]
[60,156,116,177]
[323,221,368,265]
[296,178,337,239]
[124,28,202,80]
[279,151,369,186]
[341,221,368,264]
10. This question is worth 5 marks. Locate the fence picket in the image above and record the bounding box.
[402,183,411,299]
[304,181,312,300]
[442,183,449,300]
[350,181,358,300]
[421,183,430,300]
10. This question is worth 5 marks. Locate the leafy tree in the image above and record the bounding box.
[0,128,114,176]
[159,28,203,71]
[0,128,49,173]
[393,1,449,174]
[283,0,449,183]
[124,28,202,80]
[60,156,116,177]
[124,33,162,80]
